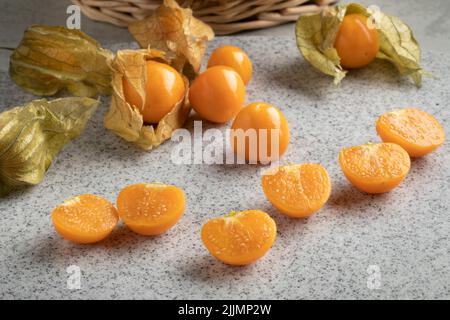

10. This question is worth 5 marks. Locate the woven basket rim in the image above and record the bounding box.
[72,0,338,34]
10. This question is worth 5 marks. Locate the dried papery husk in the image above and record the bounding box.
[128,0,214,76]
[375,11,423,86]
[0,97,99,196]
[295,3,424,86]
[9,25,113,97]
[295,6,346,85]
[104,48,190,151]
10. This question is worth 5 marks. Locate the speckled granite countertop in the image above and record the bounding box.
[0,37,449,299]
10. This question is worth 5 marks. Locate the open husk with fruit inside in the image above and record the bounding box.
[295,2,424,86]
[104,49,191,151]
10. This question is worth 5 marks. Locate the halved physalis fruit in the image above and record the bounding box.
[201,210,276,266]
[376,108,445,157]
[262,164,331,218]
[51,194,119,244]
[116,183,185,236]
[339,143,411,194]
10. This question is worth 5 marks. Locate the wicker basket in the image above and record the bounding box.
[72,0,338,35]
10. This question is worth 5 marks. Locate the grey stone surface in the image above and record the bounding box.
[0,37,449,299]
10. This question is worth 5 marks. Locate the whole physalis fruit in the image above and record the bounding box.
[376,108,445,157]
[201,210,276,266]
[339,142,411,194]
[117,183,185,236]
[262,164,331,218]
[231,102,290,163]
[51,194,119,244]
[334,13,380,69]
[122,60,185,124]
[207,45,253,85]
[189,66,246,123]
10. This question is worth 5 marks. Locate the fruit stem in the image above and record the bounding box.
[225,210,240,218]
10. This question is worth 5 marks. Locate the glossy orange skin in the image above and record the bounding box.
[207,45,253,85]
[262,164,331,218]
[334,14,380,69]
[189,66,246,123]
[231,102,290,163]
[52,194,119,244]
[201,210,277,266]
[339,143,411,194]
[122,60,185,124]
[376,108,445,157]
[117,183,185,236]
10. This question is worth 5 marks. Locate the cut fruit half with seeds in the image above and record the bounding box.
[116,183,185,236]
[201,210,276,266]
[51,194,119,244]
[339,142,411,194]
[376,108,445,157]
[262,163,331,218]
